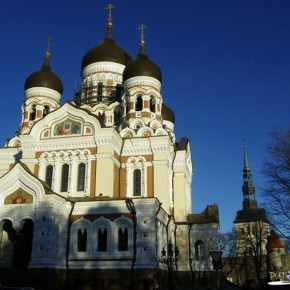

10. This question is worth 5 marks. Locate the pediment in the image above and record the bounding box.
[29,102,101,141]
[0,163,45,205]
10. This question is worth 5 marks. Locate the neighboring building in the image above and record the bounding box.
[231,146,270,284]
[0,7,219,290]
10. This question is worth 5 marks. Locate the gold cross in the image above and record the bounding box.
[105,3,115,25]
[138,24,147,44]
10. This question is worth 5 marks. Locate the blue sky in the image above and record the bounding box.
[0,0,289,232]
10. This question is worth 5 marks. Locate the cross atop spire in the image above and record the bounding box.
[105,3,115,28]
[138,24,147,46]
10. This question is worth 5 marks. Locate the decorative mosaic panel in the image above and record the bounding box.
[53,119,81,136]
[4,189,33,205]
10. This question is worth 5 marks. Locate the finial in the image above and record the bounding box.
[45,36,53,53]
[243,139,250,170]
[42,36,53,68]
[105,3,115,28]
[138,24,147,46]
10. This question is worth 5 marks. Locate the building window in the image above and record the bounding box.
[97,228,107,252]
[133,169,142,196]
[150,97,156,112]
[195,240,204,261]
[77,163,86,191]
[118,227,128,251]
[43,105,50,117]
[77,229,87,252]
[61,164,69,192]
[45,165,53,188]
[136,96,143,111]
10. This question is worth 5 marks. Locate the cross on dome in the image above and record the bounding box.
[105,3,115,27]
[138,24,147,46]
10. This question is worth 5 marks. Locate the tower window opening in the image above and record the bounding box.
[43,105,50,117]
[136,96,143,111]
[97,228,107,252]
[133,169,142,196]
[61,164,69,192]
[77,163,86,191]
[150,97,156,112]
[115,84,123,101]
[97,82,103,101]
[114,109,122,126]
[30,105,36,121]
[45,165,53,188]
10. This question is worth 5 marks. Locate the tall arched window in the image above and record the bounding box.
[77,163,86,191]
[195,240,205,261]
[97,228,107,252]
[135,96,143,111]
[150,97,156,112]
[118,227,128,251]
[45,165,53,188]
[77,229,87,252]
[61,164,69,192]
[133,169,141,196]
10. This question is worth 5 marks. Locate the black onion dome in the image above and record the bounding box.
[25,52,63,94]
[81,26,132,69]
[123,44,162,83]
[162,103,175,123]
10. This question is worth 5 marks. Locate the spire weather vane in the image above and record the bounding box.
[138,24,147,45]
[105,3,115,25]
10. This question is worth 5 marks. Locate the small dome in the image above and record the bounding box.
[25,52,63,94]
[81,26,132,70]
[123,43,162,83]
[162,103,175,123]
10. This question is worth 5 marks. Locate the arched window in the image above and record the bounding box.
[30,105,36,121]
[195,240,205,261]
[77,229,87,252]
[135,96,143,111]
[97,228,107,252]
[77,163,86,191]
[150,97,156,112]
[118,227,128,251]
[61,164,69,192]
[43,105,50,117]
[45,165,53,188]
[133,169,141,196]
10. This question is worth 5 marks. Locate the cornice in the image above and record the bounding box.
[25,87,61,102]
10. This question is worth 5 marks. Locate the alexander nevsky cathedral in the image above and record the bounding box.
[0,5,219,290]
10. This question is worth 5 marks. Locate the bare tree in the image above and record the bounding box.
[261,127,290,238]
[236,221,269,281]
[218,229,239,283]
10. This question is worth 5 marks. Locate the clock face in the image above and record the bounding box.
[4,189,33,205]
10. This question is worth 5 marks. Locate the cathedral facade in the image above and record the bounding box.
[0,8,219,290]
